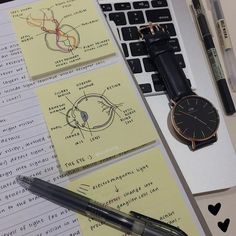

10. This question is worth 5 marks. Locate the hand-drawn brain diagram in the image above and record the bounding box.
[66,93,122,132]
[25,8,80,53]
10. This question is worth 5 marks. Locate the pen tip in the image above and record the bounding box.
[16,175,33,189]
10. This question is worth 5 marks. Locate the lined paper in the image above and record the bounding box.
[0,1,115,234]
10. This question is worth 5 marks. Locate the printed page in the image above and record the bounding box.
[67,147,201,236]
[9,0,116,79]
[37,63,158,171]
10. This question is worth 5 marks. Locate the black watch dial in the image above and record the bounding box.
[171,95,219,141]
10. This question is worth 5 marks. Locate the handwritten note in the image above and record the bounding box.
[68,147,201,236]
[10,0,115,79]
[37,63,158,171]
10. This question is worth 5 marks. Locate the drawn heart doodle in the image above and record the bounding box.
[208,203,221,216]
[218,218,230,232]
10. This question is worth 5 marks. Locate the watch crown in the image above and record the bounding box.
[169,99,176,108]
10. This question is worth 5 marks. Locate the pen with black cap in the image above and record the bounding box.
[192,0,235,115]
[16,175,188,236]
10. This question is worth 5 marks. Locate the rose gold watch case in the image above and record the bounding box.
[170,95,220,150]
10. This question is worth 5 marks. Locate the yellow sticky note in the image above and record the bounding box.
[37,63,158,171]
[67,147,201,236]
[10,0,115,79]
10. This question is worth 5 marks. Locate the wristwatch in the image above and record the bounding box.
[139,23,220,150]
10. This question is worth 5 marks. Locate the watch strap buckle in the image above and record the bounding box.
[138,22,165,39]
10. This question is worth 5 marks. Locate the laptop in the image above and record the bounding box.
[98,0,236,194]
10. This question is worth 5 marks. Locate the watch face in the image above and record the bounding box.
[171,96,219,141]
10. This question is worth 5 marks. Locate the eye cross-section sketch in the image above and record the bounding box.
[66,93,123,135]
[37,64,158,171]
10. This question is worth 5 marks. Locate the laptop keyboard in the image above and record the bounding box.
[100,0,189,96]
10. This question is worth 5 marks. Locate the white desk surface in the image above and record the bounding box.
[147,2,236,232]
[187,0,236,235]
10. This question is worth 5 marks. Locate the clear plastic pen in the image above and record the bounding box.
[210,0,236,92]
[16,175,188,236]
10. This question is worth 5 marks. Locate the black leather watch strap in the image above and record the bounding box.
[191,135,217,150]
[140,24,218,150]
[141,27,194,101]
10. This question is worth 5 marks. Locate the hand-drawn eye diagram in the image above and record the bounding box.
[21,7,80,53]
[65,93,123,135]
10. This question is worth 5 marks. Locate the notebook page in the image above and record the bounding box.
[0,1,78,235]
[0,0,118,235]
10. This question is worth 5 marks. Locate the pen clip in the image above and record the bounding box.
[138,22,164,39]
[130,211,188,236]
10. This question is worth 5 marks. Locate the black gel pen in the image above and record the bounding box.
[16,175,187,236]
[192,0,235,115]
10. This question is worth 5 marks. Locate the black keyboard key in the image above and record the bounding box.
[114,2,131,10]
[130,42,147,56]
[152,73,166,92]
[146,9,172,22]
[121,27,140,41]
[128,11,145,24]
[139,83,152,93]
[160,23,176,36]
[121,43,129,57]
[133,1,150,9]
[169,38,181,52]
[151,0,168,7]
[127,59,142,73]
[175,54,186,68]
[143,57,156,72]
[100,4,112,12]
[109,12,127,26]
